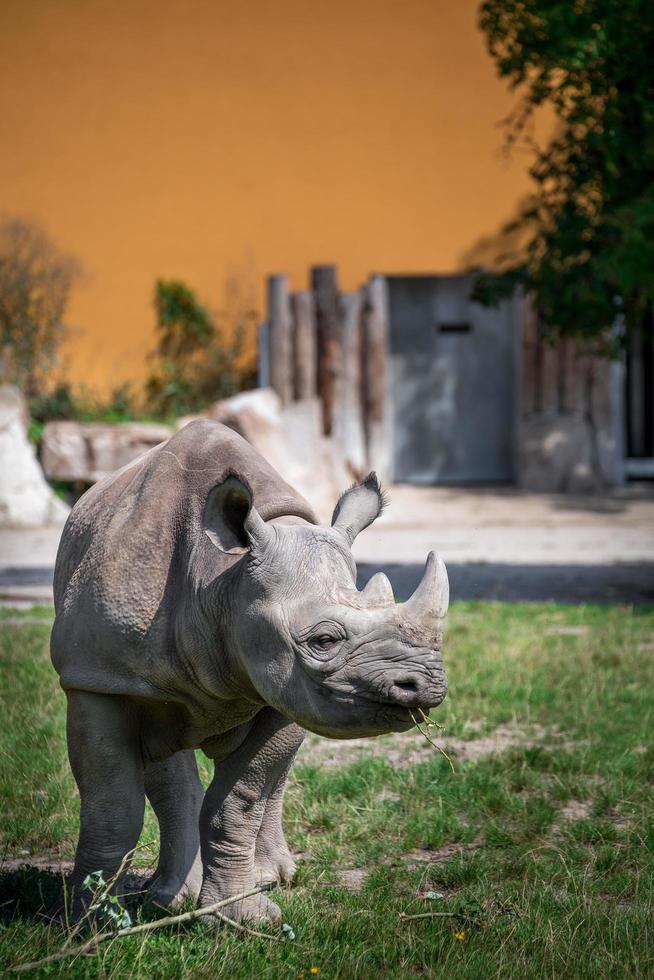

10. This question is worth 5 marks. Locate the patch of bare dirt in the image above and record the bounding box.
[399,839,483,868]
[337,868,368,893]
[298,723,564,768]
[298,731,432,768]
[606,807,634,831]
[0,856,73,874]
[0,617,53,627]
[442,726,549,761]
[544,625,590,637]
[377,788,400,802]
[560,799,593,822]
[0,855,152,892]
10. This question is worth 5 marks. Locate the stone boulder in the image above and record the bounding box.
[41,420,173,484]
[0,385,69,527]
[178,388,352,522]
[519,414,603,493]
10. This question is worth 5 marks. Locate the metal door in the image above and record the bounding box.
[387,275,518,483]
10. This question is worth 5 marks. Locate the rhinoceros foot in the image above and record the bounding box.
[254,835,297,884]
[199,884,283,926]
[146,859,203,909]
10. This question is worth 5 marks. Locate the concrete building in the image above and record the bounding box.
[264,269,650,491]
[386,274,630,491]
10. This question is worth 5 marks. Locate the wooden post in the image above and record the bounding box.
[362,275,391,481]
[560,338,579,414]
[311,264,342,435]
[521,298,539,416]
[333,291,367,477]
[267,274,293,406]
[540,325,560,415]
[257,321,270,388]
[291,290,317,400]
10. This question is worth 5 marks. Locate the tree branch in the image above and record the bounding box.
[10,883,276,973]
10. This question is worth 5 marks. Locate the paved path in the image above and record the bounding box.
[1,484,653,604]
[353,484,654,603]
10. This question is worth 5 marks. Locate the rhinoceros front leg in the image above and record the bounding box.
[144,750,204,908]
[198,707,303,924]
[65,690,145,919]
[254,721,304,885]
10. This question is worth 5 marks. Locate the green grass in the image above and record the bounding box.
[1,603,653,978]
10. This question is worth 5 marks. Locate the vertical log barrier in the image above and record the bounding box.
[521,299,539,415]
[362,275,391,481]
[264,265,392,484]
[540,328,560,415]
[311,265,342,435]
[333,291,366,477]
[560,338,579,414]
[291,291,317,400]
[257,321,270,388]
[267,274,293,406]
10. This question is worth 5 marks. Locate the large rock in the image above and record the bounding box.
[0,386,69,527]
[519,414,602,493]
[41,420,173,483]
[178,388,352,522]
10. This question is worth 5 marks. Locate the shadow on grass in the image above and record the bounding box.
[0,866,64,925]
[0,866,153,928]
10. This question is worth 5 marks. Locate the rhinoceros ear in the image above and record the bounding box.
[331,472,388,545]
[203,476,273,555]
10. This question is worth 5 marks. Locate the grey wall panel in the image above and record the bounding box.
[388,275,517,484]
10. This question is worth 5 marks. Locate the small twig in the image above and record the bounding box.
[399,911,458,920]
[212,910,279,940]
[10,883,275,973]
[61,847,140,951]
[410,710,456,774]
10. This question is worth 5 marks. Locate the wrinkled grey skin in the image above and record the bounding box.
[51,421,448,924]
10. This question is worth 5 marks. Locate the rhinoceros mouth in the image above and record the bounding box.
[356,687,447,713]
[375,705,422,733]
[309,688,444,736]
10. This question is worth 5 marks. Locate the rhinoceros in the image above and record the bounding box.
[51,420,448,924]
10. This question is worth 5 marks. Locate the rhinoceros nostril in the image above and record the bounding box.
[387,677,424,705]
[394,679,418,694]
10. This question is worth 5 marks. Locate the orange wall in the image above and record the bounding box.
[0,0,538,391]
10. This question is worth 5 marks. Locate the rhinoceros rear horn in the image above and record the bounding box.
[331,472,387,546]
[362,571,395,606]
[203,476,273,555]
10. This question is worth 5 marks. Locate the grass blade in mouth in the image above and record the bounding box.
[410,708,456,774]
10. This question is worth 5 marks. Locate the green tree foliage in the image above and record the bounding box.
[0,217,81,396]
[145,278,255,417]
[475,0,654,344]
[153,279,215,362]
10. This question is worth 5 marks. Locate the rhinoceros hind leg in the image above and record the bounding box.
[144,750,204,908]
[65,690,145,921]
[198,709,304,924]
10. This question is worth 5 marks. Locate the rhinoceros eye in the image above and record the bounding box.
[312,634,338,650]
[306,623,345,656]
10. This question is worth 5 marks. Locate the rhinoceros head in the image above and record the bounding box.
[202,473,448,738]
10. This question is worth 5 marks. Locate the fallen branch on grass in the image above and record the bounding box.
[212,908,279,940]
[10,883,277,974]
[399,910,458,920]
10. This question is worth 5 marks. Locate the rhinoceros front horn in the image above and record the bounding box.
[402,551,449,630]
